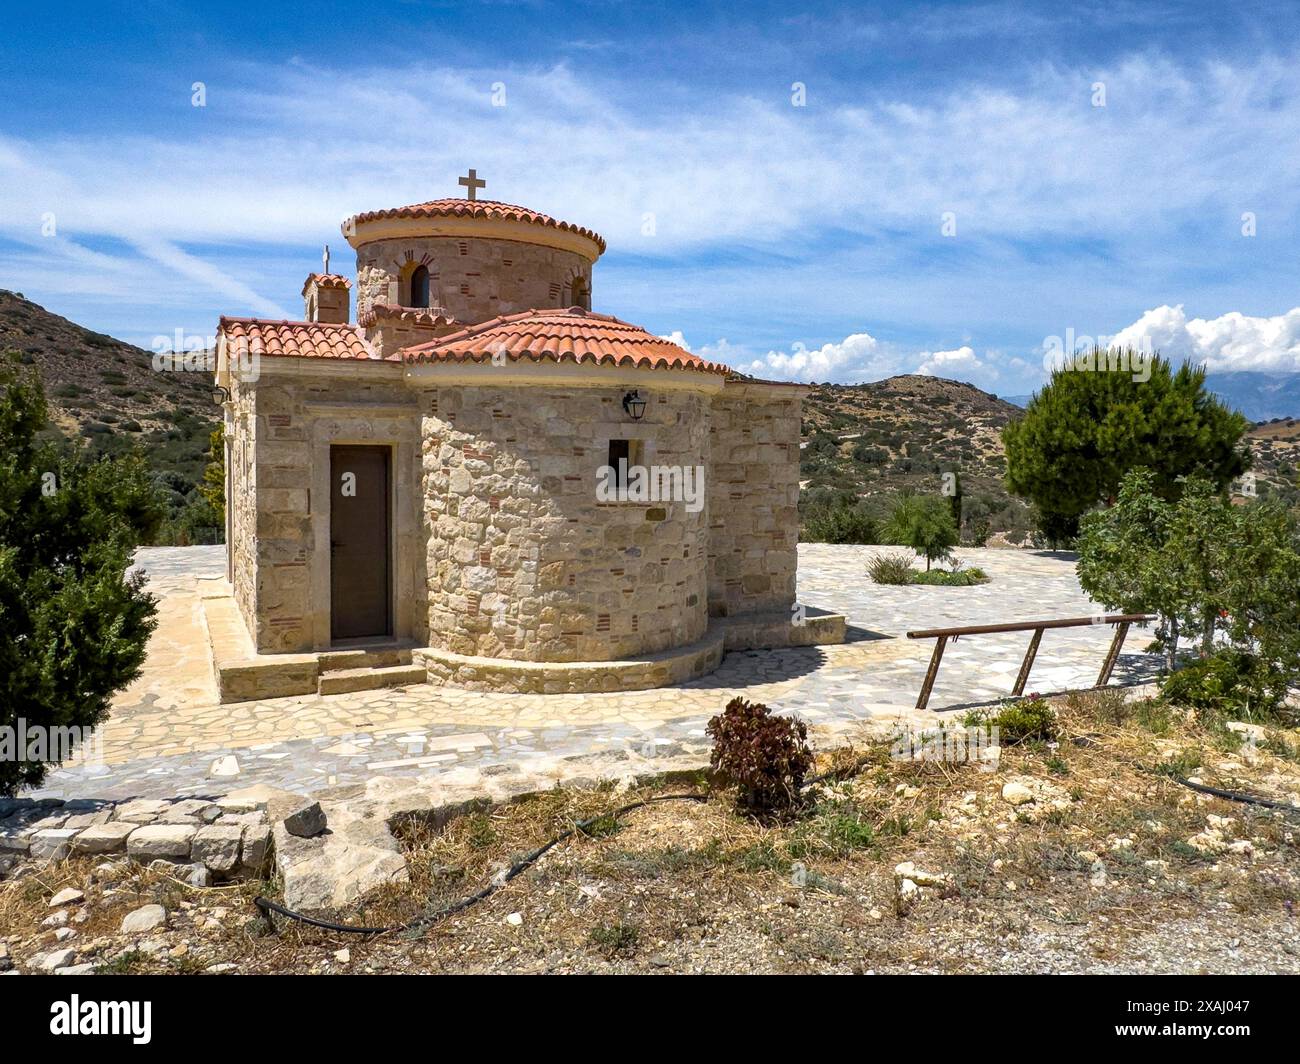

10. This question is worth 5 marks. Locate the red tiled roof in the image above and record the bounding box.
[217,317,383,360]
[401,307,728,374]
[345,198,606,254]
[301,273,352,296]
[358,303,459,329]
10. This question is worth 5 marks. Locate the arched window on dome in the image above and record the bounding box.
[569,275,590,311]
[409,265,431,308]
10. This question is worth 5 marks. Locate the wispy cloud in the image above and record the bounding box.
[2,43,1300,390]
[5,52,1299,251]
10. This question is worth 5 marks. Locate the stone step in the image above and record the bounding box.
[317,664,426,696]
[317,648,413,673]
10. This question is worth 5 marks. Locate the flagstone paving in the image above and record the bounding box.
[33,545,1160,801]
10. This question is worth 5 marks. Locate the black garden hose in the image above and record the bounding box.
[254,793,709,936]
[1168,774,1300,815]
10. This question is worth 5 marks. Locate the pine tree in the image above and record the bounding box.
[882,494,958,570]
[0,354,163,794]
[1002,351,1250,543]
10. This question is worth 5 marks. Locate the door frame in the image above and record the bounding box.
[326,442,396,647]
[302,396,422,653]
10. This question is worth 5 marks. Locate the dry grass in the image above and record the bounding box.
[4,688,1299,973]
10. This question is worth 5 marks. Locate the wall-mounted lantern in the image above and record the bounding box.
[622,389,647,420]
[212,385,231,405]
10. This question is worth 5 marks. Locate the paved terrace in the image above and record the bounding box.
[33,545,1159,801]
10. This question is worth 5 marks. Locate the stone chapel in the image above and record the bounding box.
[212,176,842,701]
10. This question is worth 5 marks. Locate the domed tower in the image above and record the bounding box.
[212,175,839,703]
[343,174,605,358]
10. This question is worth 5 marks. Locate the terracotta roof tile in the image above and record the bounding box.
[345,198,606,254]
[217,317,385,361]
[358,303,459,329]
[401,307,728,374]
[300,273,352,295]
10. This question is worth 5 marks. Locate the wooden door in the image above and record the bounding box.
[330,445,391,640]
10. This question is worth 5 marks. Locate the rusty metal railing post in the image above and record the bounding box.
[914,635,948,711]
[1012,627,1044,696]
[1096,620,1132,686]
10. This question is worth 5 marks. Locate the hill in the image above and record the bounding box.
[0,290,221,541]
[1246,418,1300,507]
[2,294,1292,547]
[800,375,1034,541]
[1206,372,1300,422]
[800,375,1297,542]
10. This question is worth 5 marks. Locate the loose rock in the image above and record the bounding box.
[1001,781,1035,806]
[120,904,167,935]
[33,948,78,972]
[280,800,327,839]
[209,755,241,778]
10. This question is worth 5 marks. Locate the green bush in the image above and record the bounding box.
[910,566,988,586]
[1079,468,1300,676]
[968,696,1058,744]
[707,697,812,817]
[1160,649,1289,722]
[802,494,877,544]
[867,552,916,584]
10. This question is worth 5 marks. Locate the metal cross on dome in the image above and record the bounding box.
[458,168,486,201]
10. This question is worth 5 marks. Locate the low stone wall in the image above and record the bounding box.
[417,631,726,693]
[0,796,271,881]
[716,609,847,651]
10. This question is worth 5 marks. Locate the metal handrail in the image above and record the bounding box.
[904,613,1156,711]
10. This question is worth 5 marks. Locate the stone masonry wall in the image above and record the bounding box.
[231,371,420,653]
[354,236,592,324]
[228,380,258,641]
[706,382,803,617]
[421,385,712,662]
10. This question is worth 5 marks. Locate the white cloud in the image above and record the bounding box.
[916,345,981,376]
[130,236,291,321]
[1109,304,1300,374]
[739,332,896,382]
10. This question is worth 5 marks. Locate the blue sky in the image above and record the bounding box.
[3,0,1300,394]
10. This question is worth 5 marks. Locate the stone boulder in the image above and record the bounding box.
[70,821,135,855]
[273,809,407,912]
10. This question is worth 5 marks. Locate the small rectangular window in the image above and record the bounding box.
[608,439,631,488]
